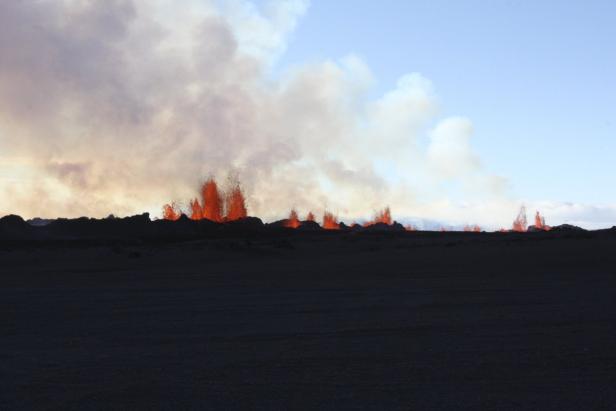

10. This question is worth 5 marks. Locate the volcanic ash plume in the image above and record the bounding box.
[0,0,508,227]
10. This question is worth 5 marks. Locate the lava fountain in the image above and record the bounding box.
[363,207,393,227]
[163,177,246,222]
[284,209,301,228]
[534,211,551,231]
[322,211,340,230]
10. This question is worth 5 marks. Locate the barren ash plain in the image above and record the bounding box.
[1,213,616,410]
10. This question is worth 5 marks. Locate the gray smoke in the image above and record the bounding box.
[0,0,519,226]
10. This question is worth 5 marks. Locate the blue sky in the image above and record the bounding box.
[278,0,616,204]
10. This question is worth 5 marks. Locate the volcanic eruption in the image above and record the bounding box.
[163,178,247,222]
[283,210,301,229]
[507,206,551,232]
[364,207,393,227]
[162,177,554,233]
[322,212,340,230]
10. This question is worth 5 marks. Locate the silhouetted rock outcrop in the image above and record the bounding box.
[527,226,550,233]
[550,224,586,232]
[363,222,406,232]
[297,221,322,231]
[27,217,53,226]
[224,217,264,231]
[1,212,612,244]
[266,219,290,229]
[0,215,33,239]
[46,213,152,240]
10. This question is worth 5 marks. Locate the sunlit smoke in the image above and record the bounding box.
[0,0,511,227]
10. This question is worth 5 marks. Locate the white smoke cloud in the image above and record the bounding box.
[0,0,611,229]
[428,117,479,178]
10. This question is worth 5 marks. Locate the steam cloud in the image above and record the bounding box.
[0,1,612,229]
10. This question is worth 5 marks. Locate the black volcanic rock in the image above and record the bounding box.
[45,213,153,239]
[27,217,53,226]
[0,215,33,239]
[348,223,365,232]
[392,222,405,231]
[1,214,28,228]
[296,220,322,231]
[527,226,550,233]
[550,224,586,232]
[3,220,616,410]
[266,219,290,229]
[224,217,264,232]
[267,219,324,231]
[152,214,220,239]
[363,222,405,232]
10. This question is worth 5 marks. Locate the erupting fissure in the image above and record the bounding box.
[200,179,224,222]
[225,183,248,221]
[163,177,247,222]
[322,211,340,230]
[162,202,181,221]
[534,211,551,231]
[512,206,528,232]
[283,209,301,229]
[364,207,393,227]
[464,225,482,232]
[504,206,551,232]
[163,181,551,233]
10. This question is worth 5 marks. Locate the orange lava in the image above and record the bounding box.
[163,177,246,222]
[164,181,554,234]
[512,206,528,232]
[225,182,247,221]
[284,209,301,228]
[189,198,203,220]
[534,211,551,231]
[464,224,481,232]
[322,211,340,230]
[505,207,550,232]
[162,202,181,221]
[364,207,392,227]
[202,179,223,222]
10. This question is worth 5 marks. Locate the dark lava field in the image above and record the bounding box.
[1,215,615,409]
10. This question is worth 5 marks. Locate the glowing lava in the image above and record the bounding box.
[364,207,392,227]
[512,206,528,232]
[464,225,481,232]
[284,209,301,228]
[225,182,248,221]
[202,179,223,222]
[322,211,340,230]
[164,181,551,234]
[162,203,181,221]
[505,206,550,232]
[534,211,551,231]
[189,198,203,220]
[163,177,246,222]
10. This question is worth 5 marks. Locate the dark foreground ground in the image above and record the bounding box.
[2,230,616,410]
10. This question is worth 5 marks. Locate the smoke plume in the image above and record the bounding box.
[2,0,577,229]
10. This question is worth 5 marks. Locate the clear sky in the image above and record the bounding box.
[279,0,616,204]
